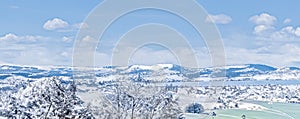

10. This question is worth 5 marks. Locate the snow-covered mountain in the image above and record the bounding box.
[0,64,299,81]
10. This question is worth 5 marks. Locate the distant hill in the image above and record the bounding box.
[0,64,299,81]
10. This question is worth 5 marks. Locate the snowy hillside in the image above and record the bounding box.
[0,64,299,81]
[0,64,300,118]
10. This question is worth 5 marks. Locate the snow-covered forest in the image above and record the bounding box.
[0,77,188,119]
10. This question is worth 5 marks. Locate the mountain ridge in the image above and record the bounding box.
[0,64,299,81]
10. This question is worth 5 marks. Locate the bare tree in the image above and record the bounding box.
[94,77,183,119]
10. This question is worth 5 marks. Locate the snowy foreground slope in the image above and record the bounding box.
[0,64,300,118]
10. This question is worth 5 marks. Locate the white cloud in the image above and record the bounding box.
[224,19,300,67]
[73,22,89,29]
[56,22,88,32]
[283,18,292,24]
[0,37,73,66]
[205,14,232,24]
[254,25,274,35]
[281,26,295,34]
[0,33,18,40]
[62,36,73,42]
[249,13,277,25]
[249,13,300,39]
[295,27,300,37]
[224,43,300,67]
[277,26,300,37]
[263,26,300,40]
[220,13,300,67]
[0,33,47,41]
[43,18,88,32]
[82,35,96,42]
[43,18,69,30]
[60,51,69,57]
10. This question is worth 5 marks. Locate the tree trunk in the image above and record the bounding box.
[44,102,52,119]
[131,98,135,119]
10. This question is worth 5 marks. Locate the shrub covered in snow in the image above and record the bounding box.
[185,103,204,114]
[0,77,94,119]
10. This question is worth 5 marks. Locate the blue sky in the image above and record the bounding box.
[1,0,300,67]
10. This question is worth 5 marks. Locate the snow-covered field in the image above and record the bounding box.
[0,64,300,118]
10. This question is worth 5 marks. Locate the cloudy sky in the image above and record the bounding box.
[1,0,300,67]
